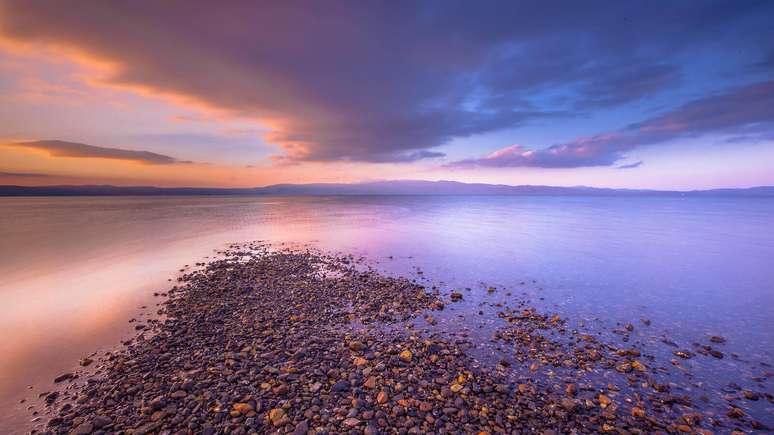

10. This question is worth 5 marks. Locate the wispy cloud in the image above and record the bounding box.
[7,140,191,165]
[617,161,643,170]
[0,170,51,177]
[448,80,774,169]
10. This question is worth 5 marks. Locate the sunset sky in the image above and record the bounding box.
[1,1,773,189]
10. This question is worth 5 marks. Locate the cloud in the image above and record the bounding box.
[1,1,770,163]
[7,140,190,164]
[617,161,643,170]
[448,80,774,169]
[0,170,50,177]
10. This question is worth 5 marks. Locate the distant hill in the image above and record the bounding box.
[1,180,773,197]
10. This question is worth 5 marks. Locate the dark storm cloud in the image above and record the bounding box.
[448,80,774,168]
[8,140,190,164]
[0,0,771,163]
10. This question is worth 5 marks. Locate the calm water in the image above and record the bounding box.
[1,195,773,431]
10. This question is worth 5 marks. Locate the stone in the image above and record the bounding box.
[631,407,646,418]
[292,420,309,435]
[170,390,187,399]
[71,422,94,435]
[53,373,74,383]
[343,417,361,427]
[269,408,286,426]
[331,380,350,392]
[92,415,111,429]
[233,402,254,414]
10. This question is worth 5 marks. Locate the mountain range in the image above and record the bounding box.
[1,180,773,197]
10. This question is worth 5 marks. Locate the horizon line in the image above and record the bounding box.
[1,180,773,195]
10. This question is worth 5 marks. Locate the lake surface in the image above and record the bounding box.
[1,195,773,431]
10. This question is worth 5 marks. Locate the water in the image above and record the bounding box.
[1,195,773,431]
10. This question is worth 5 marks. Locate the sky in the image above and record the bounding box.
[0,1,773,189]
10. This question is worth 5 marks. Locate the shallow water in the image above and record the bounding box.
[1,195,773,431]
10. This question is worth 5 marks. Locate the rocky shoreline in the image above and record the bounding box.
[35,244,770,434]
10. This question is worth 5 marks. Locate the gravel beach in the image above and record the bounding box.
[35,243,771,434]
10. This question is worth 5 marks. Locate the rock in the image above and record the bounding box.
[450,383,463,393]
[170,390,187,399]
[53,373,74,383]
[727,407,745,419]
[233,402,254,414]
[269,408,286,426]
[331,380,350,392]
[44,391,59,404]
[71,422,94,435]
[708,349,724,359]
[673,350,693,359]
[598,394,612,408]
[92,415,111,429]
[709,335,726,344]
[343,417,361,427]
[364,422,379,435]
[376,391,389,404]
[631,407,646,418]
[743,390,759,401]
[561,398,576,411]
[451,292,463,301]
[349,341,365,351]
[615,361,632,373]
[431,300,445,310]
[399,350,412,362]
[363,376,376,389]
[149,396,166,411]
[292,420,309,435]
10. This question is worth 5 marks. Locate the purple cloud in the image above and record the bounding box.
[0,170,51,177]
[449,80,774,169]
[7,140,190,164]
[617,161,644,170]
[1,1,771,163]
